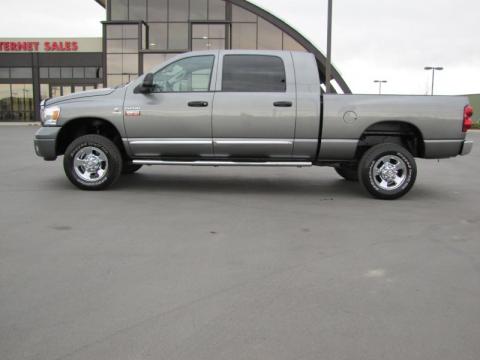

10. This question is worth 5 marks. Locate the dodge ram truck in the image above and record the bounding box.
[34,50,474,199]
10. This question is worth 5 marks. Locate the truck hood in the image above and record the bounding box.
[45,88,116,106]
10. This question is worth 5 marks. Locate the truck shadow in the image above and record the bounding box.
[113,172,369,198]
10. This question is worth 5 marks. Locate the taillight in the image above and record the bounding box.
[463,105,473,132]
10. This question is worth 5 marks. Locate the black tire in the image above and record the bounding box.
[63,134,123,190]
[122,163,143,174]
[334,164,359,181]
[358,143,417,200]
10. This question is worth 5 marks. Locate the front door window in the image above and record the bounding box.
[152,55,214,92]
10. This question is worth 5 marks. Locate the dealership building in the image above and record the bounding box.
[0,0,351,122]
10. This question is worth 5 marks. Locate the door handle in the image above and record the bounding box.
[188,101,209,107]
[273,101,293,107]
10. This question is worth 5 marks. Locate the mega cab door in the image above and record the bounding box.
[124,54,217,158]
[212,52,296,158]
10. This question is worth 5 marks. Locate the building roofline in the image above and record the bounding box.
[227,0,351,93]
[93,0,351,93]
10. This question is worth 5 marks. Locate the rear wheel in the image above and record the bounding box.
[63,135,122,190]
[334,164,359,181]
[358,143,417,200]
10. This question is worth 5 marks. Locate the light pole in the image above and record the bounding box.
[325,0,333,93]
[424,66,443,95]
[373,80,387,95]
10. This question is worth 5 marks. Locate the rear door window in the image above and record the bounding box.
[222,55,286,92]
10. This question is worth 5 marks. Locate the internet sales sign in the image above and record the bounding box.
[0,41,79,52]
[0,38,102,53]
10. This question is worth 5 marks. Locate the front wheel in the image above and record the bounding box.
[358,143,417,200]
[63,135,123,190]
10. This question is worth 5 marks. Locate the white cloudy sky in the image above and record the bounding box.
[1,0,479,95]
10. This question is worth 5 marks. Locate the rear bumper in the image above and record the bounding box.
[460,140,474,156]
[34,127,61,161]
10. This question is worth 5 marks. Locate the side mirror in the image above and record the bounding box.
[134,73,154,94]
[143,73,154,88]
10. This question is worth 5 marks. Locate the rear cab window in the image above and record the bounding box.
[221,55,286,92]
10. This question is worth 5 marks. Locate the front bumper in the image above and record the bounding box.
[34,127,61,161]
[460,140,474,156]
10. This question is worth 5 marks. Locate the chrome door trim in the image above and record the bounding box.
[294,139,318,143]
[213,139,293,145]
[128,138,213,145]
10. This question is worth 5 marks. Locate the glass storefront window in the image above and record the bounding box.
[148,23,168,50]
[107,74,130,87]
[106,24,138,40]
[147,0,167,21]
[73,67,85,78]
[51,86,61,98]
[232,23,257,49]
[61,67,73,79]
[124,39,139,53]
[168,23,188,50]
[107,39,123,53]
[232,5,257,22]
[40,84,49,100]
[74,86,84,93]
[192,24,225,40]
[124,24,139,39]
[192,24,209,39]
[107,54,123,74]
[0,83,34,121]
[85,67,101,79]
[0,84,11,121]
[0,68,10,78]
[192,24,226,51]
[40,67,49,78]
[107,25,123,39]
[283,34,306,51]
[111,0,128,20]
[123,54,139,73]
[49,67,61,78]
[106,22,140,87]
[208,0,225,20]
[192,39,224,51]
[10,68,33,79]
[129,0,146,20]
[143,53,168,73]
[62,86,72,96]
[169,0,188,21]
[190,0,207,20]
[257,18,282,50]
[107,39,138,53]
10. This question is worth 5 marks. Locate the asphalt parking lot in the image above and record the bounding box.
[1,126,480,360]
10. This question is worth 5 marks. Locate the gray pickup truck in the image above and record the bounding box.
[34,50,474,199]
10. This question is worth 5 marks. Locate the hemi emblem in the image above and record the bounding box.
[125,106,141,116]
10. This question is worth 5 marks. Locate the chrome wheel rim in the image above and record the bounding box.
[372,155,408,191]
[73,146,108,182]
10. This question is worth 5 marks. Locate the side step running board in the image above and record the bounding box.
[132,160,312,167]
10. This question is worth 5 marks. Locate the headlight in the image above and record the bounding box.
[42,106,61,126]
